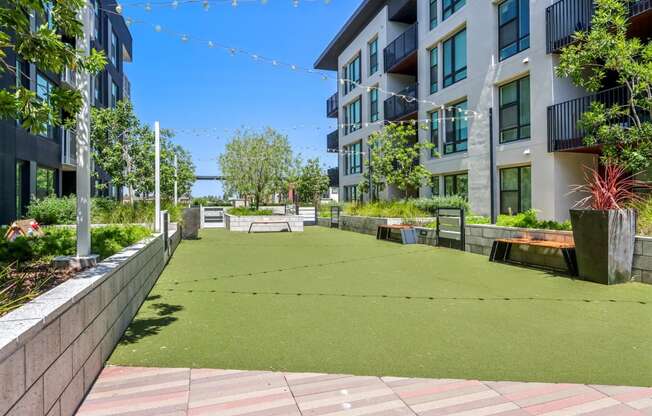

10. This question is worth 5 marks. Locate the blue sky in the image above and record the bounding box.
[123,0,359,197]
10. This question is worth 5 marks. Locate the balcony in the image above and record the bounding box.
[327,167,339,187]
[388,0,417,24]
[61,129,77,169]
[326,92,338,118]
[327,129,339,153]
[546,0,652,53]
[547,85,629,152]
[383,23,418,75]
[384,84,418,121]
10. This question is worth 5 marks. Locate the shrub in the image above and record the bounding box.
[318,202,341,218]
[412,196,471,214]
[228,207,274,216]
[496,210,572,231]
[26,195,77,225]
[634,196,652,235]
[191,196,230,206]
[345,201,430,218]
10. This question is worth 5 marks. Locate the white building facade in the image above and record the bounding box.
[315,0,651,221]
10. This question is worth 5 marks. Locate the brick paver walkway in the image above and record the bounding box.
[76,366,652,416]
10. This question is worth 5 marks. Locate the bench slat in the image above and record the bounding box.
[494,238,575,249]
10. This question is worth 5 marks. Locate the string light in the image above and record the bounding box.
[112,0,329,12]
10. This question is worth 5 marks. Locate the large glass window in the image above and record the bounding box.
[344,141,363,175]
[444,101,468,154]
[15,161,23,218]
[443,29,467,88]
[111,31,118,65]
[111,81,119,108]
[94,75,102,105]
[343,53,361,95]
[444,173,468,199]
[499,76,530,143]
[431,175,440,196]
[345,98,361,135]
[343,185,359,203]
[499,0,530,61]
[429,110,439,156]
[430,47,438,94]
[443,0,465,20]
[36,73,55,139]
[430,0,438,29]
[500,166,531,214]
[369,89,379,122]
[369,39,378,76]
[36,166,55,199]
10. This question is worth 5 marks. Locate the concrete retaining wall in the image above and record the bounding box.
[225,213,304,232]
[317,217,331,228]
[339,215,403,235]
[0,228,180,416]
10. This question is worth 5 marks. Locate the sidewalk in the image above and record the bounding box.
[76,366,652,416]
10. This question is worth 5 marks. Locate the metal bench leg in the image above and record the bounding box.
[503,243,513,262]
[489,241,499,261]
[562,248,579,276]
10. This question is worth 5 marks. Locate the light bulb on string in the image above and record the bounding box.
[231,0,237,6]
[208,41,214,48]
[144,2,152,11]
[115,3,122,13]
[154,24,162,32]
[171,0,178,8]
[202,0,209,11]
[293,0,299,7]
[181,34,189,42]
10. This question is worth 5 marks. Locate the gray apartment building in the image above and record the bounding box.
[0,0,133,225]
[315,0,652,221]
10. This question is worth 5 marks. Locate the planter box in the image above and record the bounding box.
[339,215,403,235]
[224,213,304,232]
[570,209,637,285]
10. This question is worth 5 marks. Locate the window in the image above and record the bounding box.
[444,101,468,154]
[499,76,530,143]
[443,29,466,88]
[430,0,438,29]
[499,0,530,61]
[36,73,55,139]
[344,98,361,135]
[343,53,361,95]
[94,0,101,41]
[444,173,468,199]
[443,0,465,19]
[431,175,440,196]
[15,161,24,218]
[44,3,54,29]
[369,89,379,122]
[36,167,55,199]
[369,39,378,76]
[94,75,102,105]
[500,166,531,214]
[110,31,118,65]
[344,141,363,175]
[430,47,438,94]
[429,110,439,156]
[111,81,119,108]
[343,185,359,203]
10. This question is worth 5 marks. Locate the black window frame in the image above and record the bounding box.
[431,175,440,196]
[369,88,379,122]
[499,76,530,143]
[500,165,531,214]
[369,38,378,76]
[344,141,363,175]
[444,101,468,155]
[443,173,468,199]
[343,53,361,95]
[345,97,362,135]
[430,47,438,94]
[429,110,439,157]
[443,28,467,88]
[443,0,465,20]
[498,0,530,61]
[343,185,360,203]
[430,0,438,29]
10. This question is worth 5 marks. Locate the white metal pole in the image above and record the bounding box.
[75,2,92,257]
[154,121,161,232]
[173,153,178,206]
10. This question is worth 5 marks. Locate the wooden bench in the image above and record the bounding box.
[248,221,292,233]
[376,225,417,244]
[489,238,578,276]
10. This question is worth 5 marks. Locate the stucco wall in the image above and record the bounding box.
[0,229,179,416]
[224,213,304,233]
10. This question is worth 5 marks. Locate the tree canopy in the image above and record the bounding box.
[0,0,106,132]
[296,158,330,206]
[556,0,652,172]
[219,128,298,209]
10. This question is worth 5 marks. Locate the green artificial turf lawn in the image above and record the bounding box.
[109,227,652,386]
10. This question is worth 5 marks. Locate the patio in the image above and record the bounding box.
[107,228,652,387]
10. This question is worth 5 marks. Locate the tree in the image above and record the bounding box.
[556,0,652,172]
[91,101,196,201]
[219,128,297,209]
[0,0,106,132]
[359,123,434,199]
[296,158,330,206]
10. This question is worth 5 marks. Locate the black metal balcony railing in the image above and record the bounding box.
[326,93,338,118]
[547,85,630,152]
[546,0,652,53]
[384,84,418,121]
[327,129,339,153]
[327,167,339,187]
[384,23,418,72]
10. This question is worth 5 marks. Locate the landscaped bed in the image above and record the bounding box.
[109,227,652,387]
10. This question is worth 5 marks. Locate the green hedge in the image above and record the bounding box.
[227,207,274,216]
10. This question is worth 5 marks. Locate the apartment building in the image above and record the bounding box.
[0,0,133,225]
[315,0,652,221]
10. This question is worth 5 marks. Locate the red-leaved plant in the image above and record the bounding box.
[571,164,649,210]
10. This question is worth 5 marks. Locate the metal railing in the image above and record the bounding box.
[327,129,339,153]
[384,84,418,121]
[327,167,339,187]
[326,92,338,118]
[546,0,652,53]
[384,23,418,72]
[61,129,77,166]
[547,85,630,152]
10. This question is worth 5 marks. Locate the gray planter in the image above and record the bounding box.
[570,209,637,285]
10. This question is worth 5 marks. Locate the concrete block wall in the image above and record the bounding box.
[339,216,403,236]
[224,213,304,232]
[0,229,179,416]
[634,236,652,284]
